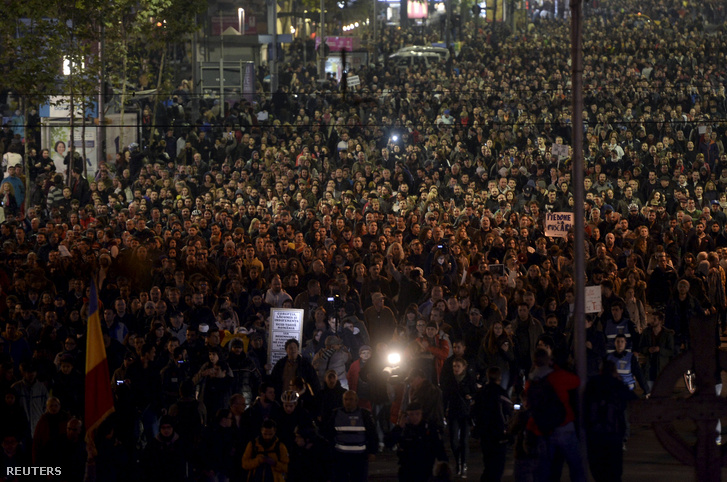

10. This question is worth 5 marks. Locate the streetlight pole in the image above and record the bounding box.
[445,0,451,47]
[318,0,326,82]
[570,0,587,471]
[219,13,225,115]
[98,18,106,166]
[268,0,278,95]
[373,0,377,58]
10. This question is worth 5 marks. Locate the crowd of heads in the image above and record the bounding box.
[0,0,725,474]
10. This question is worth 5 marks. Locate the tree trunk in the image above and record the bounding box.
[150,47,167,146]
[68,63,74,187]
[81,97,87,179]
[22,100,29,216]
[119,40,128,150]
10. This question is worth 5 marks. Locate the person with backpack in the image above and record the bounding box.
[524,348,586,482]
[585,360,637,482]
[472,366,514,482]
[241,419,290,482]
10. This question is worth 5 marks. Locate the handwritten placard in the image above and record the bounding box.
[544,212,573,238]
[585,285,602,313]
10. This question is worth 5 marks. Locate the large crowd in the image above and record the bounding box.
[0,0,727,480]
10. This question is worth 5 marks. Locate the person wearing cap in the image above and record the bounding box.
[323,390,378,482]
[458,307,487,360]
[140,414,188,482]
[363,292,397,347]
[410,321,450,385]
[385,401,447,482]
[312,335,351,389]
[346,345,374,410]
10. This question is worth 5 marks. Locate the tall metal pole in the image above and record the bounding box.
[570,0,587,469]
[319,0,326,82]
[372,0,377,58]
[268,0,278,95]
[98,19,106,166]
[219,14,225,116]
[445,0,451,46]
[191,14,200,122]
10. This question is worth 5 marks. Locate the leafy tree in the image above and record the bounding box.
[103,0,204,147]
[0,0,67,197]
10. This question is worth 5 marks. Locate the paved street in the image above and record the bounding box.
[368,367,727,481]
[368,420,726,481]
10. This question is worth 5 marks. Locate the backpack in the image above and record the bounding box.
[586,381,626,437]
[527,375,566,435]
[587,393,624,436]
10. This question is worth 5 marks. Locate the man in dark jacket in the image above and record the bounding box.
[401,368,444,432]
[385,401,447,482]
[69,166,90,206]
[567,315,606,378]
[585,360,637,482]
[513,302,544,375]
[270,338,321,399]
[472,366,513,482]
[140,415,186,482]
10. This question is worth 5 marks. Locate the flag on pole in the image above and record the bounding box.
[85,277,114,435]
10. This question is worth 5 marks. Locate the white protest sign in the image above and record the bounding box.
[551,143,569,160]
[267,308,305,370]
[585,285,602,313]
[544,212,574,238]
[347,75,360,87]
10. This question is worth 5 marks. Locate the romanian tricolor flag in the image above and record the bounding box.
[85,278,114,436]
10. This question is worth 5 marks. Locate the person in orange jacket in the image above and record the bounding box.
[241,419,290,482]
